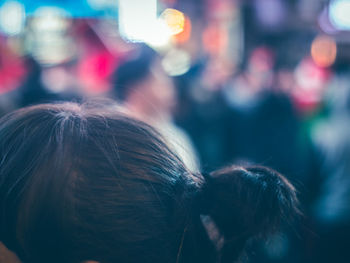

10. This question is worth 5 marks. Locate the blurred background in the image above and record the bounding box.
[1,0,350,262]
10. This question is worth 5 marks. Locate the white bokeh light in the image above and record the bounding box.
[118,0,172,47]
[118,0,157,42]
[0,1,25,36]
[329,0,350,30]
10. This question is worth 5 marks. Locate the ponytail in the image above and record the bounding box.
[192,166,299,263]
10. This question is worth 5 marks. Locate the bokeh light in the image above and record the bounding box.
[311,35,337,67]
[118,0,158,42]
[162,48,191,76]
[0,1,25,36]
[31,7,70,32]
[118,2,186,47]
[329,0,350,30]
[174,15,191,44]
[159,8,185,35]
[293,57,330,111]
[29,7,74,65]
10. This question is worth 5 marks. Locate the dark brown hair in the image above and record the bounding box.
[0,102,299,263]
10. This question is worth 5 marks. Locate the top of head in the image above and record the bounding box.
[0,101,299,263]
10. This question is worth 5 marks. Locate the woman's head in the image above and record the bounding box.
[112,45,176,116]
[0,102,299,263]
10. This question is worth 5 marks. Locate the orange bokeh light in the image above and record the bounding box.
[174,15,191,44]
[311,35,337,68]
[160,8,185,35]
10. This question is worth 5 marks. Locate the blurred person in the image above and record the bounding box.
[223,47,275,112]
[223,47,302,180]
[219,48,307,263]
[17,57,81,107]
[173,55,238,170]
[0,102,299,263]
[112,45,199,172]
[311,68,350,263]
[18,56,60,107]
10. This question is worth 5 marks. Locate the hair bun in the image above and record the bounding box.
[197,166,299,262]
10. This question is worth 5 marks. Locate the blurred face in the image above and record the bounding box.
[140,59,176,114]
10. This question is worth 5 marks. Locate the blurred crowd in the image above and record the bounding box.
[1,0,350,262]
